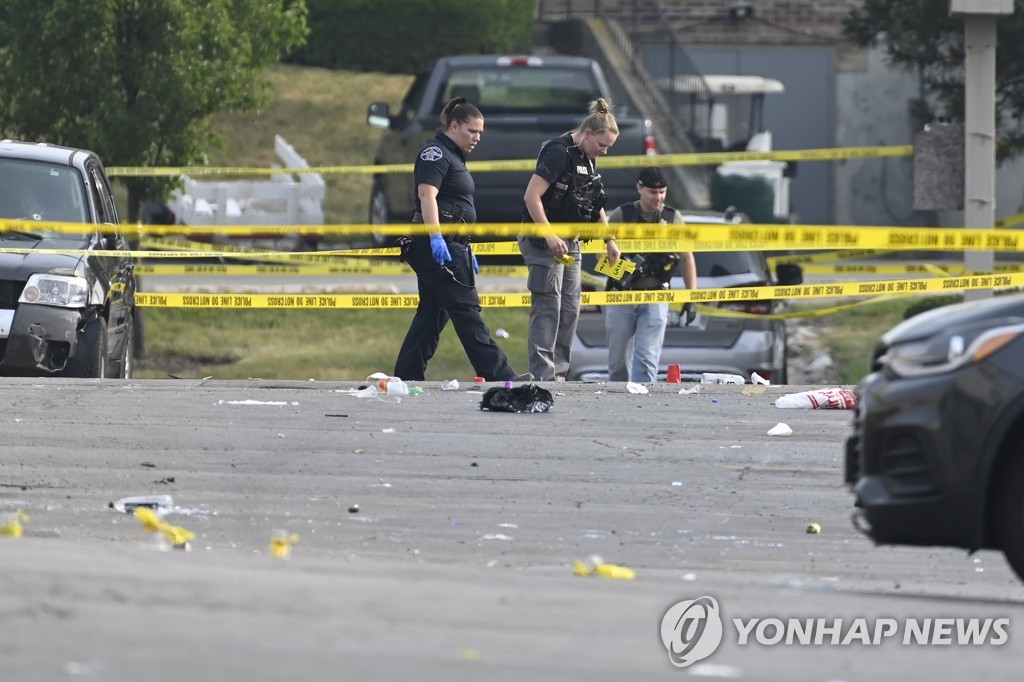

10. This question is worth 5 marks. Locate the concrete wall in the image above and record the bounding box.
[833,45,930,227]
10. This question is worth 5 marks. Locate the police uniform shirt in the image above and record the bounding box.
[526,132,596,222]
[414,133,476,223]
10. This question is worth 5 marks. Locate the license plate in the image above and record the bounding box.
[0,309,12,338]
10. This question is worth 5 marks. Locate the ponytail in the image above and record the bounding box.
[440,97,483,130]
[574,97,619,136]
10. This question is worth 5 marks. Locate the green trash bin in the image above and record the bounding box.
[711,172,775,223]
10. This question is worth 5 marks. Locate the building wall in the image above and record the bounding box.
[833,45,931,227]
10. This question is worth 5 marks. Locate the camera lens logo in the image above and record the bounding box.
[660,596,724,667]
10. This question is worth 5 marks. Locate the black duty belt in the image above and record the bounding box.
[410,210,470,245]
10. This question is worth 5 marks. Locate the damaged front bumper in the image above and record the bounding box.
[0,304,95,375]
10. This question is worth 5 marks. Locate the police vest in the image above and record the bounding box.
[534,137,604,223]
[606,202,681,291]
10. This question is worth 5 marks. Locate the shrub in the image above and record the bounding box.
[290,0,534,74]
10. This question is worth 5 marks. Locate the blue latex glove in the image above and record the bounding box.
[471,250,479,274]
[429,234,451,266]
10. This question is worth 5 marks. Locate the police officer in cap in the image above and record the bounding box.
[394,97,527,382]
[604,166,697,383]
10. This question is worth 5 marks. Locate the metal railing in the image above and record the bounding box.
[535,0,712,153]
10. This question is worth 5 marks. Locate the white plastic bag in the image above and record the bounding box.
[700,373,746,385]
[775,388,857,409]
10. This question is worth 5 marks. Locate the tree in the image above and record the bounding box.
[0,0,308,220]
[844,0,1024,163]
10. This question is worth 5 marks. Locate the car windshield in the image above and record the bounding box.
[0,158,89,234]
[439,66,599,114]
[694,252,756,277]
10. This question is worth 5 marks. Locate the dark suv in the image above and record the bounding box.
[0,140,136,377]
[846,292,1024,582]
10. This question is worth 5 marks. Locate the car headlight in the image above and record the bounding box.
[883,321,1024,377]
[18,274,91,308]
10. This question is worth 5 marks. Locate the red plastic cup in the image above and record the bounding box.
[473,376,486,383]
[666,364,682,383]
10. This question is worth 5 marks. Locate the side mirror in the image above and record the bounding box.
[775,262,803,286]
[367,102,391,130]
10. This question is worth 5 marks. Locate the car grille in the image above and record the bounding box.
[880,430,937,495]
[0,279,25,309]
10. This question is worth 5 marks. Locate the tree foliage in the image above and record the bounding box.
[289,0,534,74]
[844,0,1024,162]
[0,0,308,219]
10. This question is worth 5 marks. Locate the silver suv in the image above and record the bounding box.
[0,140,136,377]
[567,211,802,383]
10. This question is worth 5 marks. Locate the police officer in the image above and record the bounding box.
[394,97,526,382]
[520,97,622,381]
[605,167,697,382]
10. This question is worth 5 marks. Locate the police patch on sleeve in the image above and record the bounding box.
[420,146,443,162]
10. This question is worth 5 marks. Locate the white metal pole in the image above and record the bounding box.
[962,14,997,300]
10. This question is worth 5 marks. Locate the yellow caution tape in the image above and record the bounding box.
[133,271,1024,308]
[132,223,1024,251]
[995,211,1024,229]
[5,225,1024,258]
[8,215,1024,251]
[105,145,913,178]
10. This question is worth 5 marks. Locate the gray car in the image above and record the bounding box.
[567,211,802,383]
[0,139,136,377]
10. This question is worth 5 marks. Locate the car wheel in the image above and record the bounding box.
[369,179,392,247]
[994,451,1024,582]
[773,321,789,384]
[62,316,108,378]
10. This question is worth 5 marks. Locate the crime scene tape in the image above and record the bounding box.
[134,271,1024,309]
[8,216,1024,251]
[799,262,1024,276]
[105,145,913,178]
[132,223,1024,251]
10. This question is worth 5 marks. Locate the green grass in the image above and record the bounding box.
[207,64,414,226]
[792,297,914,384]
[136,307,532,381]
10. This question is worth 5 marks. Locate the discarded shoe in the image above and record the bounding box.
[480,384,553,413]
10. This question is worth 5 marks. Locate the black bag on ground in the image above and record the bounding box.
[480,385,554,413]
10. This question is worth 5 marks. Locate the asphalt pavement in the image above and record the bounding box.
[0,378,1020,681]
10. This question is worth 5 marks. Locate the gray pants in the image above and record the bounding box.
[519,236,582,381]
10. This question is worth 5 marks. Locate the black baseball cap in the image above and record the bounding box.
[638,166,667,188]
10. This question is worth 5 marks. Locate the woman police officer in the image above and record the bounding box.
[519,97,622,381]
[394,97,526,382]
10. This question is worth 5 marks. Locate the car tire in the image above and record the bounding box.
[994,451,1024,582]
[369,179,392,247]
[62,316,108,378]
